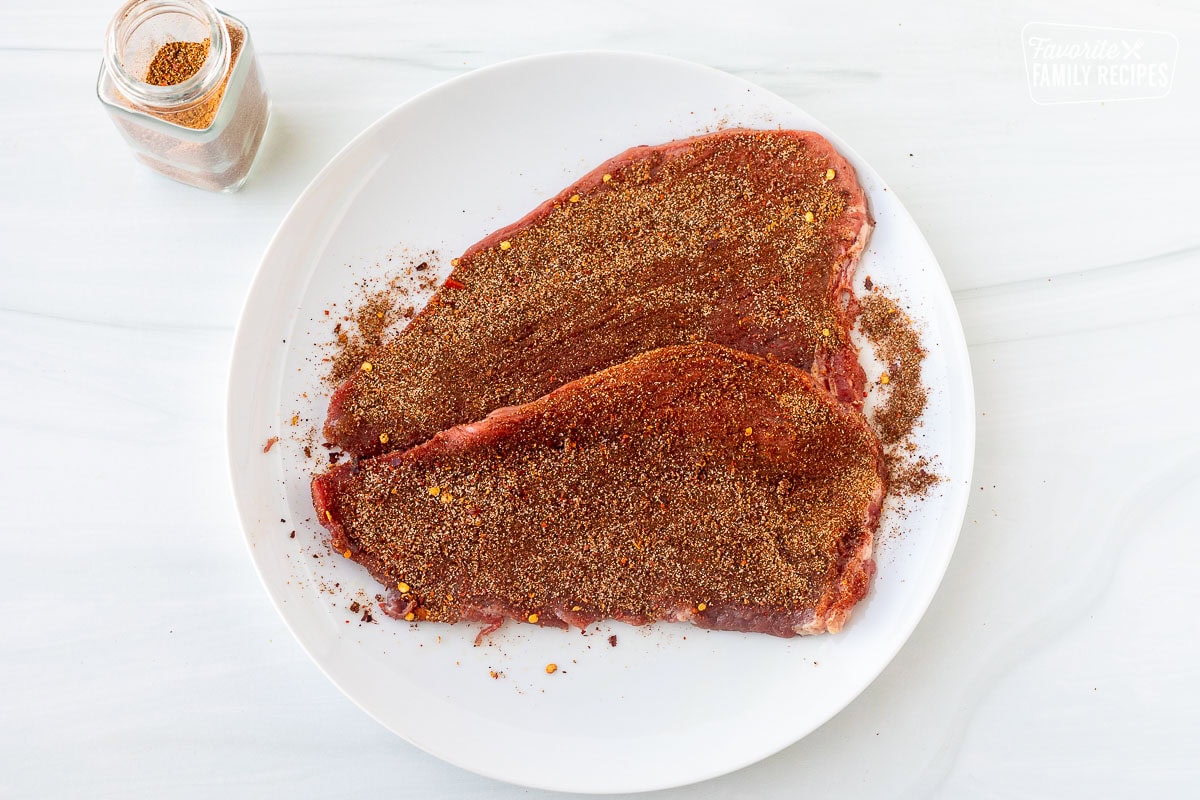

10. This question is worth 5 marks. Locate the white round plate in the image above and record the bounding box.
[228,52,974,794]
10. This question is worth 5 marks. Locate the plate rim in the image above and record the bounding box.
[226,49,976,793]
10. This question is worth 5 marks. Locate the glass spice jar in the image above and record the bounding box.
[97,0,270,192]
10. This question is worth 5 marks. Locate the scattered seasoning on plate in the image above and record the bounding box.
[857,289,939,497]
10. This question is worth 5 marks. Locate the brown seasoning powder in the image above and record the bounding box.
[857,290,938,496]
[328,270,430,385]
[145,23,244,131]
[144,38,210,86]
[330,290,401,385]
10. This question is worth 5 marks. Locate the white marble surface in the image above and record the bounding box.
[2,1,1198,797]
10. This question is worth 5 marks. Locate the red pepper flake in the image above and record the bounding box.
[262,436,279,453]
[444,277,466,290]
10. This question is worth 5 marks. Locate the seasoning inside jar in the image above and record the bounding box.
[144,38,210,86]
[97,0,270,192]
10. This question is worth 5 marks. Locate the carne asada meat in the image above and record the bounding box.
[312,344,885,639]
[325,128,872,458]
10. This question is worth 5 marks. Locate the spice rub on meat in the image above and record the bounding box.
[312,344,886,639]
[325,128,873,458]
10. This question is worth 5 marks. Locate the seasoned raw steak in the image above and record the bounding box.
[325,128,872,457]
[313,344,886,639]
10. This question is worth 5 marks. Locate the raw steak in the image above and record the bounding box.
[312,343,886,639]
[325,128,872,458]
